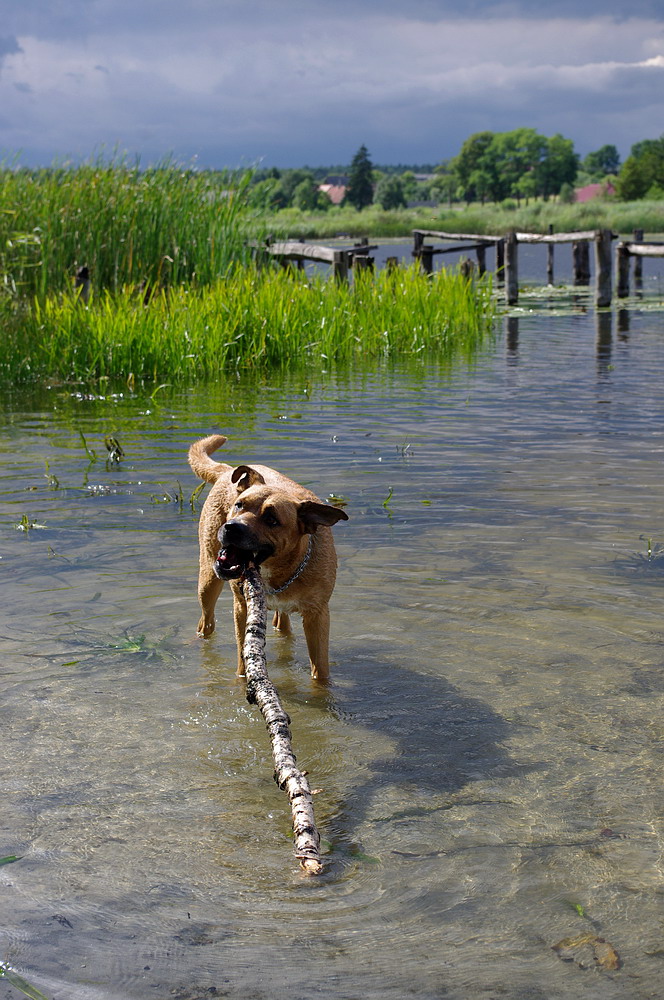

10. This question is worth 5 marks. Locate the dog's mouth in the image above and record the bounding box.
[213,543,273,581]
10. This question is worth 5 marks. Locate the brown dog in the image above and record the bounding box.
[188,434,348,682]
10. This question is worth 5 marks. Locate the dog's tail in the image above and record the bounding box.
[188,434,230,483]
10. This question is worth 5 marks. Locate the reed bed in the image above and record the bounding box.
[3,265,495,383]
[0,158,253,299]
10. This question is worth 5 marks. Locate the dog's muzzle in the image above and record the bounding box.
[213,520,274,581]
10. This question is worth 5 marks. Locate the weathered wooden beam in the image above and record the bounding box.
[332,249,349,283]
[573,241,591,285]
[421,243,486,256]
[622,243,664,257]
[419,246,434,274]
[352,254,374,272]
[505,231,518,305]
[267,242,338,264]
[495,239,505,285]
[633,228,643,287]
[515,230,597,244]
[616,243,631,298]
[595,228,613,307]
[413,228,502,244]
[547,225,554,285]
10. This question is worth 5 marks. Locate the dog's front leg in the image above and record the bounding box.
[232,584,248,676]
[197,563,223,637]
[302,604,330,683]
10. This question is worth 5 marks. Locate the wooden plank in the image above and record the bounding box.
[622,243,664,257]
[413,229,502,244]
[425,243,486,256]
[515,230,597,244]
[266,242,337,263]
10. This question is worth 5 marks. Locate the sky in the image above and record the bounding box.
[1,0,663,170]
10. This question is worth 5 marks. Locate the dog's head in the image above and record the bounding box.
[213,465,348,580]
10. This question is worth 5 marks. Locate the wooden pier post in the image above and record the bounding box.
[547,225,554,285]
[633,229,644,289]
[495,239,505,285]
[476,243,486,276]
[505,231,518,305]
[594,229,613,307]
[573,241,590,285]
[420,246,434,274]
[616,244,631,299]
[353,254,374,273]
[333,250,349,284]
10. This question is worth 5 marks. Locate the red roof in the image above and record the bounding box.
[319,183,347,205]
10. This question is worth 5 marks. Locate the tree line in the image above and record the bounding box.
[247,131,664,212]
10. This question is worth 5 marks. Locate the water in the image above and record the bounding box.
[1,304,664,999]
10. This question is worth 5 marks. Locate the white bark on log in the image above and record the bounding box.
[241,566,323,876]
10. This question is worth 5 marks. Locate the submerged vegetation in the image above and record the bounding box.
[1,265,495,382]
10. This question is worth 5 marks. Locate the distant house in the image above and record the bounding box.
[318,183,347,205]
[574,181,616,203]
[318,175,349,205]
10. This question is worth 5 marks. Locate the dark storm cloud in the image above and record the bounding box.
[0,2,662,166]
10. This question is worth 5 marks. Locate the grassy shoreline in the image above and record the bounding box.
[252,199,664,241]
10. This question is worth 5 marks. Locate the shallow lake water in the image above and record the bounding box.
[2,302,664,999]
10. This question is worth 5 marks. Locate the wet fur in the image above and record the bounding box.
[188,434,348,682]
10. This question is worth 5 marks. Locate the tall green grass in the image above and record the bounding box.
[3,264,495,383]
[0,157,253,299]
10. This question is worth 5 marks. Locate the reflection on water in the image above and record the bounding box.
[1,307,664,999]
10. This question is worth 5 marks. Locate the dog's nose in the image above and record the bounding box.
[220,519,244,543]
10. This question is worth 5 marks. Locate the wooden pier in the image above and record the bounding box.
[260,238,376,282]
[413,227,664,307]
[258,230,663,308]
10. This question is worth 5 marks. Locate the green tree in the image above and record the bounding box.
[583,144,620,179]
[431,161,457,205]
[375,174,407,210]
[537,134,578,198]
[346,144,374,210]
[617,136,664,199]
[452,131,496,203]
[492,128,547,201]
[292,178,329,211]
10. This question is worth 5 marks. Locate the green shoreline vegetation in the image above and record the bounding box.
[2,265,495,383]
[255,197,664,242]
[0,159,497,384]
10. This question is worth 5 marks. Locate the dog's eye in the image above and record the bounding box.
[262,509,280,527]
[234,500,244,510]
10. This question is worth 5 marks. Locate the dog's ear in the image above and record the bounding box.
[298,500,349,533]
[231,465,265,491]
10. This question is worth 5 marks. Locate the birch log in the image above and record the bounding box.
[241,566,324,875]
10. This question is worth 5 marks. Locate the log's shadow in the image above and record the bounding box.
[312,647,527,861]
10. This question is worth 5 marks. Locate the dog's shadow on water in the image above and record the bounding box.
[198,633,527,870]
[298,647,527,866]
